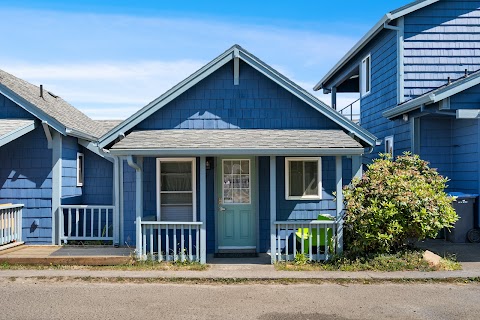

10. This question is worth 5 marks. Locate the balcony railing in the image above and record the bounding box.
[0,204,23,246]
[137,220,203,262]
[59,205,115,243]
[273,219,339,262]
[338,99,360,123]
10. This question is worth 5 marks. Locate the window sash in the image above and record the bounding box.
[76,153,84,187]
[285,158,321,200]
[361,55,371,96]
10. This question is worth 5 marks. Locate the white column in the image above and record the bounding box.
[336,156,344,254]
[135,157,143,258]
[200,157,207,264]
[119,158,124,245]
[270,156,277,264]
[51,131,62,245]
[352,155,363,180]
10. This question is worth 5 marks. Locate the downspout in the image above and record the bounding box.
[127,155,143,258]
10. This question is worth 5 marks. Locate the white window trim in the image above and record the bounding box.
[156,158,197,222]
[360,54,371,97]
[76,152,84,187]
[222,159,252,205]
[285,157,322,201]
[385,136,394,154]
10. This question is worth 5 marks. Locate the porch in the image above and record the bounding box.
[109,129,365,264]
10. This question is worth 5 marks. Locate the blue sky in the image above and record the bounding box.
[0,0,410,119]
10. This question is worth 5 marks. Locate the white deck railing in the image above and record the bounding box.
[59,205,115,243]
[273,220,339,262]
[137,220,203,262]
[0,204,23,246]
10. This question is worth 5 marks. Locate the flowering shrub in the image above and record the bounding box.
[343,152,458,255]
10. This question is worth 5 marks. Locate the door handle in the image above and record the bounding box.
[219,207,226,212]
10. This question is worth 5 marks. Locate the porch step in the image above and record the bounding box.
[214,252,259,258]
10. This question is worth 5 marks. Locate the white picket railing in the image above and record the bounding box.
[0,204,23,246]
[137,220,203,262]
[59,205,115,243]
[273,219,339,262]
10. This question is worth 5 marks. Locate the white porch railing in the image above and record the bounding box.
[273,219,339,262]
[0,204,23,246]
[137,220,203,262]
[59,205,115,243]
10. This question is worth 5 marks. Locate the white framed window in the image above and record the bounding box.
[385,136,394,155]
[156,158,196,222]
[361,54,371,97]
[285,157,322,200]
[76,152,84,187]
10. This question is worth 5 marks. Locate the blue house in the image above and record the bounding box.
[0,45,377,264]
[0,68,117,246]
[315,0,480,198]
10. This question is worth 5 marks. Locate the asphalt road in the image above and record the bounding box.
[0,280,479,320]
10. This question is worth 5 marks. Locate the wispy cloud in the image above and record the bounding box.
[0,8,361,119]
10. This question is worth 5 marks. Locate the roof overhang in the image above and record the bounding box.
[108,129,366,156]
[314,0,440,91]
[383,71,480,119]
[0,119,37,147]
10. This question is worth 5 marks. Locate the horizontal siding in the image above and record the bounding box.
[450,82,480,108]
[404,1,480,99]
[61,136,82,202]
[82,149,113,205]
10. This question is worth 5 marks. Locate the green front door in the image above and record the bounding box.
[216,157,256,250]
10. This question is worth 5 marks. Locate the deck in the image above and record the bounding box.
[0,245,133,266]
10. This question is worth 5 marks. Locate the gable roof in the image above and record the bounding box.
[314,0,440,91]
[99,45,377,148]
[0,119,37,147]
[383,69,480,119]
[95,120,123,137]
[0,68,104,140]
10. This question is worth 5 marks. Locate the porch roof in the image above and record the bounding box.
[109,129,365,156]
[0,119,37,147]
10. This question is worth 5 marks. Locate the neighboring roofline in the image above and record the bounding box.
[99,45,377,148]
[108,147,366,157]
[383,71,480,119]
[313,0,439,91]
[0,83,67,135]
[0,120,38,147]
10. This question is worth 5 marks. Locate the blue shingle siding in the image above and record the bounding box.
[258,157,270,253]
[122,161,136,246]
[135,60,341,131]
[404,1,480,99]
[450,82,480,109]
[61,136,82,202]
[393,118,412,157]
[81,150,113,205]
[0,127,52,244]
[0,93,33,119]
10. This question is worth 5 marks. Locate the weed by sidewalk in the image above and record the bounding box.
[0,259,208,271]
[275,250,461,272]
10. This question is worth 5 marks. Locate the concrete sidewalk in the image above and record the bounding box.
[1,262,480,281]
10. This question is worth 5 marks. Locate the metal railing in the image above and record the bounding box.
[338,98,360,123]
[137,220,203,262]
[0,204,23,246]
[59,205,115,243]
[273,219,339,262]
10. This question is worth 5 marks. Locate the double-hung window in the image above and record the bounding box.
[385,136,394,155]
[156,158,196,222]
[285,158,322,200]
[76,153,84,187]
[361,54,371,97]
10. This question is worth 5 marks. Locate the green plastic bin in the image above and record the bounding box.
[295,214,334,253]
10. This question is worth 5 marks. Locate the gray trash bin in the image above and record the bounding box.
[446,192,478,243]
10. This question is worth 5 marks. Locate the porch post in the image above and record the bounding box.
[119,158,124,245]
[336,156,344,254]
[127,156,143,258]
[200,156,207,264]
[113,156,120,246]
[270,156,277,264]
[352,155,363,180]
[51,131,62,245]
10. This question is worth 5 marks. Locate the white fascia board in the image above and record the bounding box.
[108,148,366,157]
[98,52,235,148]
[65,128,98,141]
[0,84,67,136]
[0,120,37,147]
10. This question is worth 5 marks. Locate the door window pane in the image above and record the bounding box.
[223,160,250,204]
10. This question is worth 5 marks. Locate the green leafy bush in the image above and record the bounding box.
[343,152,458,256]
